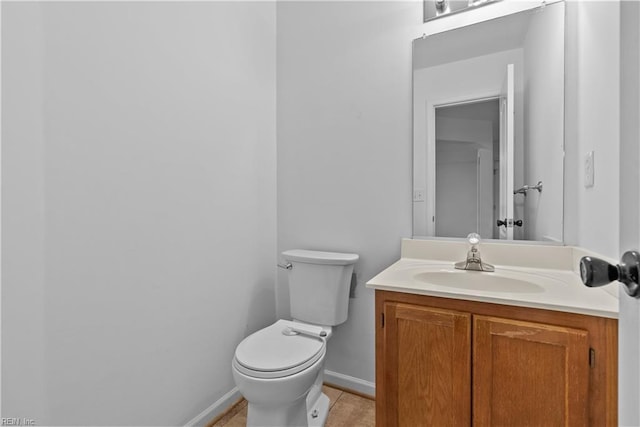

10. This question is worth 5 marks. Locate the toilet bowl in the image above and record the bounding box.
[231,249,359,427]
[232,319,330,427]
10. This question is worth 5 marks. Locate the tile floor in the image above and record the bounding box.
[210,385,375,427]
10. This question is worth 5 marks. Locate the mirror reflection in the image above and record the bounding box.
[435,98,499,239]
[413,2,565,242]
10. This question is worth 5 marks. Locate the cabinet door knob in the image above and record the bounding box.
[580,251,640,297]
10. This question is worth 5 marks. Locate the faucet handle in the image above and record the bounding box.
[455,232,494,272]
[467,233,481,246]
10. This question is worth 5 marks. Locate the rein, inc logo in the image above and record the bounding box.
[2,419,35,426]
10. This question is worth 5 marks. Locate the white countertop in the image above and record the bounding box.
[366,240,619,319]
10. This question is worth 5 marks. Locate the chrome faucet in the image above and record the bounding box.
[454,233,495,272]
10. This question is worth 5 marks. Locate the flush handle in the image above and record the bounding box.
[580,251,640,297]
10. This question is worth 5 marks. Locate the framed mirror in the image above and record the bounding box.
[413,1,565,242]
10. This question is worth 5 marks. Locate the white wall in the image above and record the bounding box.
[436,143,481,237]
[2,2,276,425]
[522,3,564,242]
[1,4,47,422]
[435,117,494,238]
[564,1,620,256]
[436,115,494,148]
[276,1,419,387]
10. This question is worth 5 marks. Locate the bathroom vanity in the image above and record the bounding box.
[367,239,618,426]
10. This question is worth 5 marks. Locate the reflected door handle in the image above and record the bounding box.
[497,219,523,228]
[580,251,640,297]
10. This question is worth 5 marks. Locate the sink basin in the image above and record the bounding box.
[413,269,546,293]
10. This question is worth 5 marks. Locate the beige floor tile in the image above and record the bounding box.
[220,410,247,427]
[322,385,343,409]
[324,393,375,427]
[211,400,247,427]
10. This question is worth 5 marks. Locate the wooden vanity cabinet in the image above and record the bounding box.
[382,303,471,426]
[375,290,618,427]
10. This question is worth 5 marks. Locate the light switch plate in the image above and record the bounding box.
[585,151,594,188]
[413,189,425,202]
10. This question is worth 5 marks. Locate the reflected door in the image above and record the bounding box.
[434,99,499,238]
[498,64,515,240]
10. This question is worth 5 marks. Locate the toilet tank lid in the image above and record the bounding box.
[282,249,359,265]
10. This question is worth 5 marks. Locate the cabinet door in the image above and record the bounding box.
[473,316,589,427]
[382,302,471,427]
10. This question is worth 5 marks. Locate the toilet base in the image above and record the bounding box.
[307,392,329,427]
[244,368,330,427]
[246,390,329,427]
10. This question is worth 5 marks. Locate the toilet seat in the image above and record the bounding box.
[234,320,326,379]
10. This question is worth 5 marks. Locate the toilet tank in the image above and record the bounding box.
[282,249,359,326]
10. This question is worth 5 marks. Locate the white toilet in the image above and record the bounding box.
[232,249,359,427]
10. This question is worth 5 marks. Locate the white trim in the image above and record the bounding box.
[0,0,4,418]
[183,387,242,427]
[323,370,375,398]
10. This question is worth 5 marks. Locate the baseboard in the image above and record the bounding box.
[184,387,242,427]
[184,371,375,426]
[323,370,375,398]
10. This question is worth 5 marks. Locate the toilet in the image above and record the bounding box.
[232,249,359,427]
